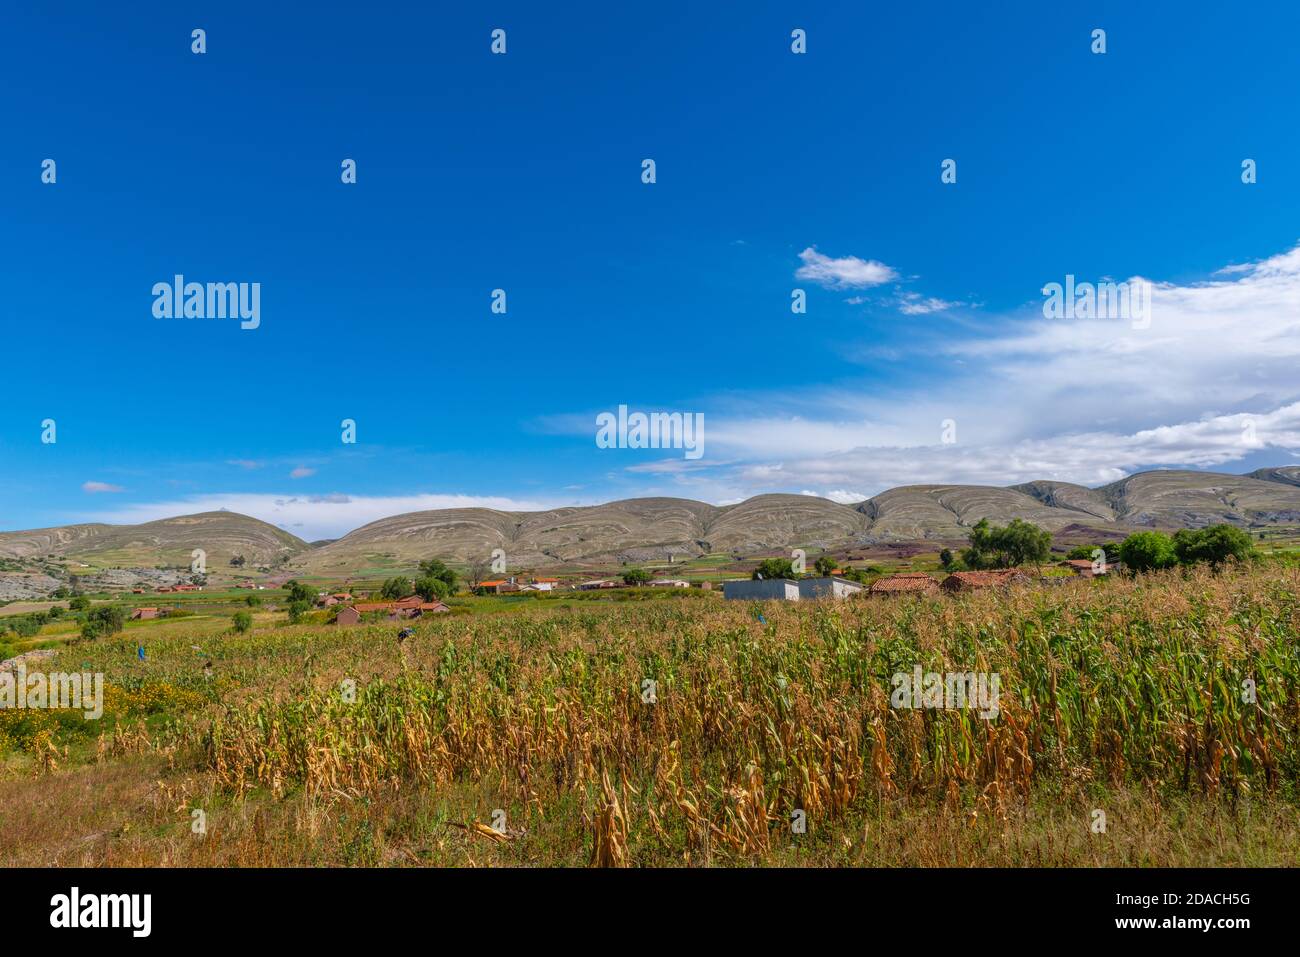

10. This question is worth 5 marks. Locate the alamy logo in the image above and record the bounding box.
[0,662,103,719]
[891,666,1000,719]
[50,887,151,937]
[595,404,704,460]
[152,275,260,330]
[1041,275,1151,329]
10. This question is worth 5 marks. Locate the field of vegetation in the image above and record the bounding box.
[1,563,1297,867]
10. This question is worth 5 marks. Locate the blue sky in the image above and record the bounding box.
[2,1,1299,540]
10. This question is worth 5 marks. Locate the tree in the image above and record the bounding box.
[622,568,651,586]
[1117,531,1177,573]
[245,594,262,607]
[80,604,125,641]
[417,559,458,593]
[229,554,246,567]
[938,548,954,570]
[287,600,310,624]
[752,558,796,581]
[379,577,411,601]
[1064,544,1099,561]
[11,616,42,638]
[961,518,1052,569]
[1172,525,1255,568]
[68,595,91,613]
[283,580,315,606]
[414,575,451,601]
[814,555,838,576]
[231,611,253,634]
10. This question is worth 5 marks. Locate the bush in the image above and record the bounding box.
[414,576,451,602]
[1172,524,1256,568]
[622,568,651,586]
[752,558,796,581]
[379,577,411,601]
[231,611,253,634]
[10,617,42,639]
[283,580,316,606]
[1117,531,1177,572]
[962,518,1052,569]
[417,559,458,593]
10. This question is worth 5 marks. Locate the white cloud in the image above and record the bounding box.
[796,247,898,289]
[618,243,1300,496]
[289,467,316,479]
[82,481,124,494]
[897,291,964,315]
[82,492,566,542]
[824,489,869,504]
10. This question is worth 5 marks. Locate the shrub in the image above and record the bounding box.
[1172,524,1256,568]
[1118,531,1177,572]
[752,558,796,581]
[379,577,411,601]
[962,518,1052,569]
[414,576,451,602]
[231,611,253,634]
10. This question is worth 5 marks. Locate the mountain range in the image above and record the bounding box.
[2,467,1298,573]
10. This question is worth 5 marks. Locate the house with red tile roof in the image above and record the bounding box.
[476,580,519,594]
[867,573,940,596]
[940,570,1029,592]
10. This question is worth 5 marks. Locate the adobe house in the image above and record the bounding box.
[940,570,1029,593]
[337,599,450,625]
[130,608,160,621]
[867,573,940,596]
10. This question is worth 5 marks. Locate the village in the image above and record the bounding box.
[113,557,1115,625]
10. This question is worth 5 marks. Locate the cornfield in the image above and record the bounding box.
[191,564,1299,864]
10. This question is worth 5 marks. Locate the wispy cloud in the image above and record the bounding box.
[83,492,567,541]
[227,459,265,470]
[896,291,965,315]
[289,467,316,480]
[82,481,124,494]
[548,242,1300,502]
[796,247,898,289]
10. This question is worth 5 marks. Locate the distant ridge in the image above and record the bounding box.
[0,511,307,567]
[3,468,1298,571]
[294,467,1300,570]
